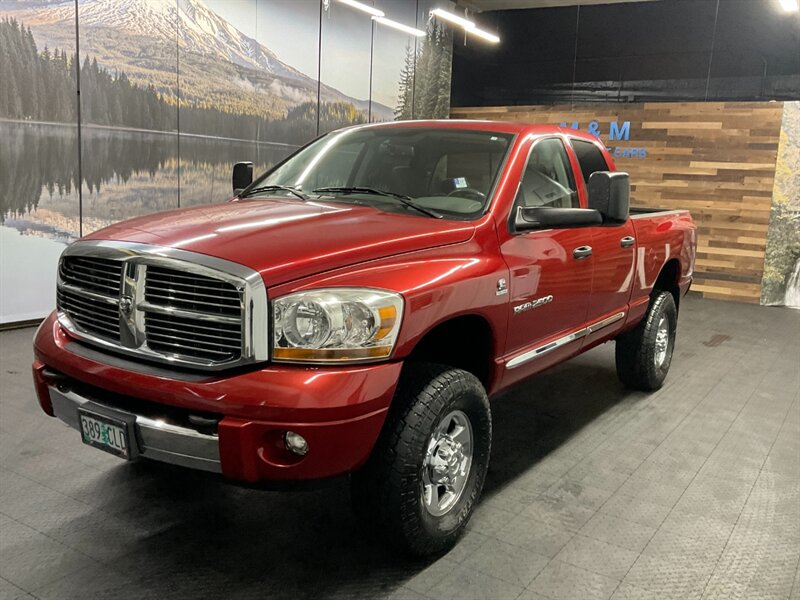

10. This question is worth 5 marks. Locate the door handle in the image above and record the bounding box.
[573,245,593,260]
[620,236,635,248]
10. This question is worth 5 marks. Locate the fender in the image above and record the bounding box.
[267,217,511,391]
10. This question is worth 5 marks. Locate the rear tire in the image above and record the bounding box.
[615,291,677,391]
[352,363,491,558]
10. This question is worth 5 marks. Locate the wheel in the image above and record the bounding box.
[352,363,492,558]
[615,290,677,391]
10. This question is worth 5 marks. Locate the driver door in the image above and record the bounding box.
[498,137,594,385]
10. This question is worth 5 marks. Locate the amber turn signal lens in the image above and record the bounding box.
[272,345,393,362]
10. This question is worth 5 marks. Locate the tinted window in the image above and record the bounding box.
[516,138,578,209]
[571,139,609,183]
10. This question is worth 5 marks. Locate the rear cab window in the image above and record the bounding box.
[570,138,610,184]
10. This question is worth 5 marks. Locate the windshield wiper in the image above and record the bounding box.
[313,186,442,219]
[241,185,309,201]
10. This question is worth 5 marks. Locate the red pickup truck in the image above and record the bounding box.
[33,120,696,556]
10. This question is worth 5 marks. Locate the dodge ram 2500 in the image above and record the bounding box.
[33,120,696,556]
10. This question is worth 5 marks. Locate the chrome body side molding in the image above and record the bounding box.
[506,311,626,369]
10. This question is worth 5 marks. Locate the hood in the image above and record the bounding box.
[84,199,476,286]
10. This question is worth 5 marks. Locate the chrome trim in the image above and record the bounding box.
[587,311,626,334]
[58,282,120,305]
[57,240,269,370]
[506,328,587,369]
[573,245,593,260]
[620,236,635,248]
[49,386,221,473]
[630,209,686,219]
[138,301,242,324]
[506,311,626,369]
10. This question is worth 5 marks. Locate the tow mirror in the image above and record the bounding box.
[515,206,602,232]
[587,171,630,223]
[232,161,253,196]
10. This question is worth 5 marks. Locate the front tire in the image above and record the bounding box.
[352,363,491,558]
[615,290,677,391]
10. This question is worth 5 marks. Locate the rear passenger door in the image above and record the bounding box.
[570,138,636,342]
[499,137,593,383]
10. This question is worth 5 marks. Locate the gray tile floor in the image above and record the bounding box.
[1,295,798,600]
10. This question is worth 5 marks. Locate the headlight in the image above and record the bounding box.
[272,288,404,363]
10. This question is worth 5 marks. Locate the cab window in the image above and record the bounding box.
[571,138,609,183]
[515,138,578,210]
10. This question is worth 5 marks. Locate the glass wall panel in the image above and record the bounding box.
[413,0,455,118]
[371,0,417,122]
[319,0,372,134]
[77,0,180,231]
[0,1,79,323]
[254,0,320,174]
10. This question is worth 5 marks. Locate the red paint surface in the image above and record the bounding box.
[33,121,697,482]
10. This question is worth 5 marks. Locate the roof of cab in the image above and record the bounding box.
[350,119,600,142]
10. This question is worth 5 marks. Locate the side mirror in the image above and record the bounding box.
[587,171,630,223]
[515,206,603,232]
[232,161,253,195]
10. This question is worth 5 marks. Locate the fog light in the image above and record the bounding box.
[284,431,309,456]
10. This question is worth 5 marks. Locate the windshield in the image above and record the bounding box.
[249,127,514,220]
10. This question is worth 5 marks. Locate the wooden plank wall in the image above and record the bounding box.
[450,102,785,303]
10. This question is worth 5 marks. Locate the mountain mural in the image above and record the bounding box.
[2,0,393,122]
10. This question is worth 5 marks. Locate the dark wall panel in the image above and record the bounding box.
[452,0,800,106]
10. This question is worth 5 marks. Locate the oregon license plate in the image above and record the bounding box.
[78,409,131,459]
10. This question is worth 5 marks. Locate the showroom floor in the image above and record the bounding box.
[0,295,798,600]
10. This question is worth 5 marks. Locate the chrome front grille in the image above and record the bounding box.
[56,242,269,370]
[144,266,242,317]
[143,266,243,363]
[57,257,123,342]
[60,256,123,296]
[145,312,242,362]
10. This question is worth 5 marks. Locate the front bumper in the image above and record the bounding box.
[49,385,222,473]
[33,313,402,483]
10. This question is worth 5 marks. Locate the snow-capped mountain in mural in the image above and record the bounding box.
[3,0,393,119]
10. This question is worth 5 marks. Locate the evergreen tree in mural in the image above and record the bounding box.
[0,18,367,145]
[395,44,416,120]
[395,21,453,121]
[0,19,76,122]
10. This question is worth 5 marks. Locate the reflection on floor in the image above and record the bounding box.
[1,295,798,600]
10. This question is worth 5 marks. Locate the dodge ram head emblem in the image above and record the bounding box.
[496,278,508,296]
[514,295,554,314]
[119,296,134,316]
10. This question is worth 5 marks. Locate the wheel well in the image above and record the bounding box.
[653,258,681,311]
[406,315,494,389]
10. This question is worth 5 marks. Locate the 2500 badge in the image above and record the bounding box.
[513,295,554,314]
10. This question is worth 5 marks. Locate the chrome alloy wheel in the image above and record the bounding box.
[654,316,670,367]
[421,410,473,517]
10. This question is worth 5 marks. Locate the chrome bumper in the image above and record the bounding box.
[49,386,222,473]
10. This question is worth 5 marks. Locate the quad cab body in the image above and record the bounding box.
[33,120,696,556]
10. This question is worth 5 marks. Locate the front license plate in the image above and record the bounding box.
[78,409,131,459]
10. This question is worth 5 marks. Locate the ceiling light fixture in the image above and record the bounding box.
[429,7,500,44]
[430,8,476,29]
[468,27,500,44]
[778,0,799,11]
[372,16,426,37]
[336,0,384,18]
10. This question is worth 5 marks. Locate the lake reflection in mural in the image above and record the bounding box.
[0,120,292,323]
